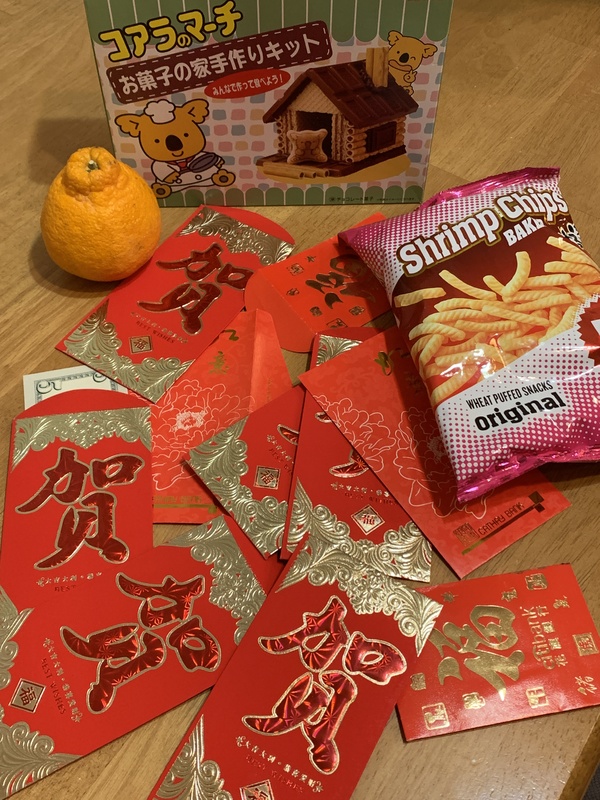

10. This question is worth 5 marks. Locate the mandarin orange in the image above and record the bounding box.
[41,146,161,281]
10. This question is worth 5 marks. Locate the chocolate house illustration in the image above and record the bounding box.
[257,49,419,180]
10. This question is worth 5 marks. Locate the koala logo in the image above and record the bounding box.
[115,98,236,199]
[387,31,438,95]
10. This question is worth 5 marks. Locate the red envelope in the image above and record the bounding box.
[0,390,154,609]
[188,385,305,557]
[0,514,270,794]
[285,390,431,580]
[244,217,390,352]
[281,330,431,580]
[57,206,294,402]
[147,535,442,800]
[301,327,570,577]
[152,309,292,523]
[397,564,600,738]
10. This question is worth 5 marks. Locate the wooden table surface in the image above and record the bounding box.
[2,1,600,798]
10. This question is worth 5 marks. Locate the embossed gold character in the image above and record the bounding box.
[428,604,525,698]
[242,596,406,774]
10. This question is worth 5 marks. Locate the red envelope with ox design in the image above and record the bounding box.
[301,327,570,578]
[147,528,442,800]
[151,309,292,524]
[244,214,390,352]
[56,206,294,402]
[0,390,154,610]
[188,385,305,558]
[0,514,270,795]
[397,564,600,738]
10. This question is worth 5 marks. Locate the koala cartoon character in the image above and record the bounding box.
[115,98,235,198]
[387,31,438,95]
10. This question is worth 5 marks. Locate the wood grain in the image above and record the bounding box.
[1,1,600,798]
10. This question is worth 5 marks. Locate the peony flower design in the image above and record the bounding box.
[152,380,250,490]
[313,395,393,473]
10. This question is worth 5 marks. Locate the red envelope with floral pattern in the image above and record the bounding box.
[0,390,154,610]
[301,327,570,577]
[397,564,600,738]
[0,514,270,795]
[244,215,390,352]
[147,526,442,800]
[57,206,294,402]
[285,390,432,580]
[188,385,305,557]
[151,309,292,523]
[282,330,431,581]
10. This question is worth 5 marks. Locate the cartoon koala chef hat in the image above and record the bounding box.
[144,100,177,124]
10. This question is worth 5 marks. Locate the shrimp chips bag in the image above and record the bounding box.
[340,168,600,502]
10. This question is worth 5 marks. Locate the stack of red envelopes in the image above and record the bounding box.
[1,205,596,800]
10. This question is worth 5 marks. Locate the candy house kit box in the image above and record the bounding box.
[84,0,452,207]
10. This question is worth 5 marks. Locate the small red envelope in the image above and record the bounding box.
[244,216,390,352]
[301,327,570,577]
[397,564,600,738]
[57,206,294,402]
[147,532,442,800]
[0,390,154,609]
[151,309,292,523]
[0,514,270,794]
[188,385,305,557]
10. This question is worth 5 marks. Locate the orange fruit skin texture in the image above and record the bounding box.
[41,146,161,282]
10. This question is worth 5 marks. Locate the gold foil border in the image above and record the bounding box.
[188,420,287,556]
[154,715,232,800]
[62,302,193,403]
[0,706,78,798]
[288,480,431,582]
[12,406,152,469]
[0,588,73,798]
[315,335,363,366]
[178,207,294,266]
[167,517,267,644]
[281,481,440,654]
[0,588,32,689]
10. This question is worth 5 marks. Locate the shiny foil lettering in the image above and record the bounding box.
[60,573,221,713]
[139,244,253,335]
[16,447,144,570]
[243,596,406,774]
[428,604,525,698]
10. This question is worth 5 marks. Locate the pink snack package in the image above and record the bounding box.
[340,168,600,502]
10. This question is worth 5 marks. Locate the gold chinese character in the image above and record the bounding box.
[462,692,485,710]
[574,633,599,657]
[422,702,449,730]
[526,686,548,708]
[410,673,426,691]
[525,573,548,590]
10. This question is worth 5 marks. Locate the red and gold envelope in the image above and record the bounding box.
[152,309,292,523]
[282,331,431,580]
[57,206,294,402]
[188,385,305,557]
[301,327,570,577]
[0,390,154,609]
[147,527,443,800]
[0,514,270,794]
[244,216,390,352]
[285,390,431,580]
[397,564,600,738]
